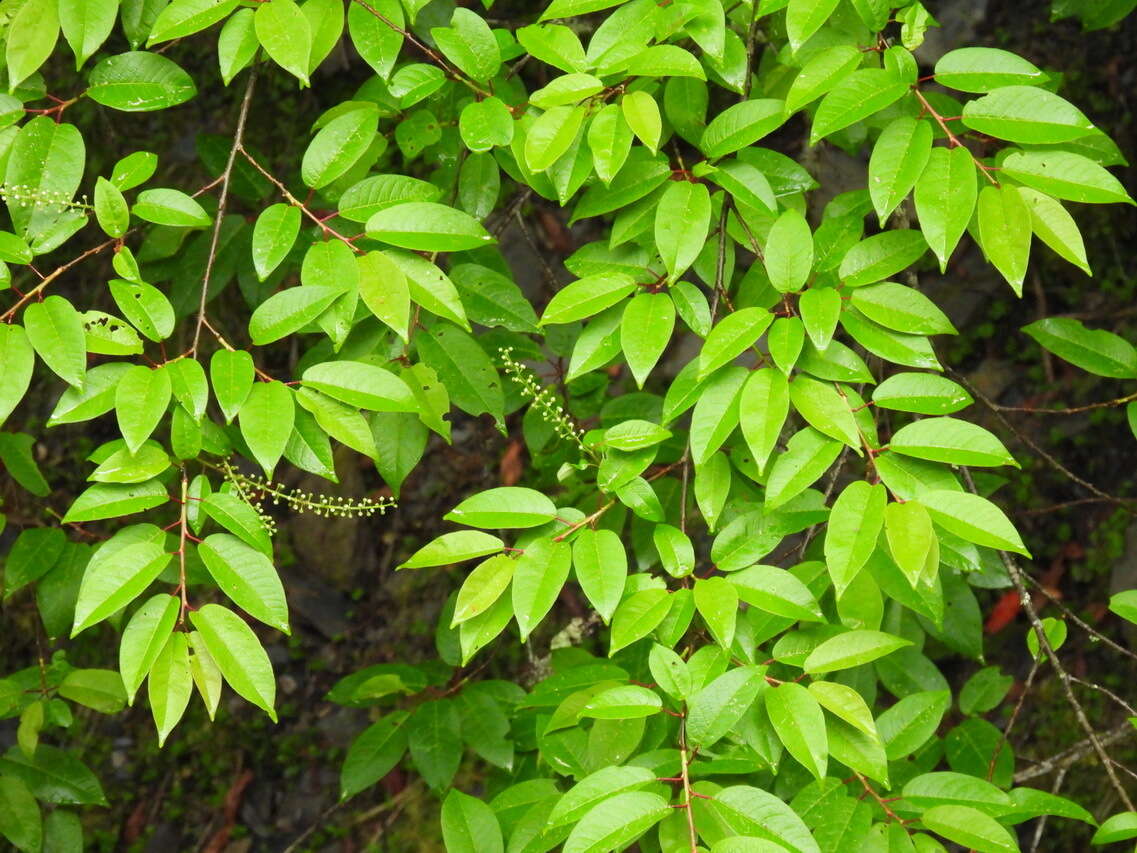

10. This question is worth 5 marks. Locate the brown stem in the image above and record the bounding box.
[192,70,258,356]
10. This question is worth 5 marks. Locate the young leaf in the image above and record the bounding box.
[803,629,912,674]
[0,324,35,428]
[400,531,505,570]
[620,292,676,388]
[119,593,179,703]
[255,0,312,85]
[190,603,277,721]
[73,538,171,636]
[868,117,933,224]
[512,538,571,641]
[23,295,86,387]
[198,533,290,633]
[452,554,514,625]
[890,417,1016,467]
[115,365,171,454]
[87,52,198,112]
[210,349,254,423]
[301,105,379,189]
[766,681,827,779]
[441,788,504,853]
[572,528,627,623]
[445,487,557,529]
[825,481,886,594]
[655,180,711,283]
[148,632,193,747]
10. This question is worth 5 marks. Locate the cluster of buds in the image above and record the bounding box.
[499,347,587,451]
[224,465,396,521]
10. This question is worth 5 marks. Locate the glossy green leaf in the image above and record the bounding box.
[198,533,289,633]
[572,528,627,623]
[87,52,197,112]
[190,603,277,721]
[24,296,86,387]
[803,629,912,674]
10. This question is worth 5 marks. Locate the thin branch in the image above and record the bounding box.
[991,537,1134,807]
[678,714,699,851]
[1,239,117,323]
[350,0,490,97]
[1015,721,1134,784]
[191,70,258,356]
[947,367,1136,513]
[1021,573,1137,665]
[986,390,1137,416]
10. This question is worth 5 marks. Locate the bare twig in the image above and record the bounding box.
[1015,721,1134,784]
[1021,573,1137,665]
[1,239,117,323]
[191,70,257,356]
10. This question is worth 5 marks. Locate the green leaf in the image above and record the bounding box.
[921,804,1018,853]
[93,177,129,237]
[648,643,692,700]
[512,538,571,641]
[63,480,168,523]
[0,324,34,427]
[1001,150,1133,205]
[785,45,863,114]
[4,118,85,240]
[562,791,669,853]
[789,375,861,450]
[110,150,158,190]
[766,681,827,779]
[347,0,403,80]
[400,531,505,569]
[210,349,254,423]
[198,533,289,633]
[934,47,1046,93]
[24,295,86,387]
[729,564,823,621]
[1023,318,1137,377]
[808,680,878,737]
[110,279,176,342]
[961,86,1094,144]
[701,99,786,158]
[587,104,632,183]
[689,366,746,466]
[432,7,500,81]
[764,208,814,293]
[811,70,909,143]
[711,786,820,853]
[366,202,493,252]
[872,373,972,415]
[803,629,912,674]
[249,285,343,345]
[355,251,411,340]
[824,481,886,594]
[541,273,636,325]
[87,52,197,112]
[839,230,928,287]
[119,593,179,703]
[890,417,1016,467]
[190,603,277,721]
[656,181,711,283]
[441,788,504,853]
[902,771,1013,816]
[132,188,211,227]
[699,308,773,379]
[786,0,840,52]
[525,105,586,172]
[686,666,764,747]
[1109,590,1137,626]
[445,487,557,529]
[739,367,790,473]
[765,427,842,510]
[60,0,117,69]
[798,287,840,351]
[0,776,41,853]
[452,554,514,625]
[581,684,662,719]
[460,97,514,153]
[1092,812,1137,845]
[548,766,655,828]
[149,0,241,44]
[621,292,675,388]
[300,361,415,413]
[340,712,408,799]
[623,90,664,151]
[416,321,503,424]
[878,689,950,759]
[48,363,130,426]
[5,0,59,92]
[694,576,738,647]
[148,632,193,746]
[252,204,301,281]
[920,490,1030,556]
[609,588,671,655]
[851,282,956,335]
[302,105,379,189]
[0,744,106,806]
[869,118,933,224]
[572,528,627,623]
[1018,188,1090,274]
[255,0,312,85]
[72,538,171,636]
[116,365,171,454]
